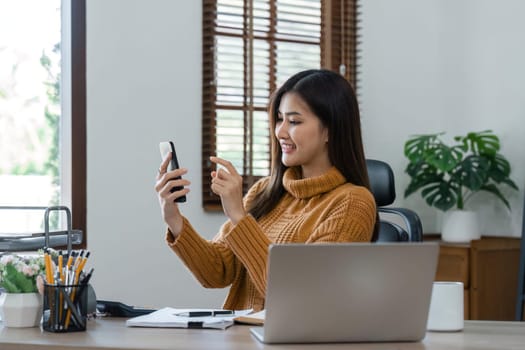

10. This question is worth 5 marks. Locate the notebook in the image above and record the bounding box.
[250,242,439,344]
[126,308,252,330]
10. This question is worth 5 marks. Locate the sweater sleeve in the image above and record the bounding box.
[223,214,271,298]
[165,177,271,290]
[166,217,240,288]
[306,186,377,243]
[222,185,377,297]
[220,177,272,296]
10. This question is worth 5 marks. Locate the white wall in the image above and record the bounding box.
[361,0,525,236]
[86,0,525,307]
[87,0,227,308]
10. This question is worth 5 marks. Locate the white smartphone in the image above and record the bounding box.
[159,141,186,203]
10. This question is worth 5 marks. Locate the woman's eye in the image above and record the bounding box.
[289,120,300,125]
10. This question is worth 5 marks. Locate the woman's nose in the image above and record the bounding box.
[276,121,288,139]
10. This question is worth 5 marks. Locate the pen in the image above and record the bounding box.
[54,276,61,331]
[75,268,94,303]
[80,267,94,285]
[65,251,76,285]
[65,251,90,329]
[57,251,64,320]
[175,310,235,317]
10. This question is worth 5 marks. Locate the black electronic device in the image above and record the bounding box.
[96,300,156,318]
[159,141,186,203]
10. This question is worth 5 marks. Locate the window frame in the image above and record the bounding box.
[71,0,87,247]
[202,0,360,210]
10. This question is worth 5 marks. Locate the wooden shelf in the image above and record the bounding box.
[426,236,521,320]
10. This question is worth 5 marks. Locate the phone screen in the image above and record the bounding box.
[159,141,186,203]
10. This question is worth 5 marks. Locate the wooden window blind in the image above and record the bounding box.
[202,0,360,210]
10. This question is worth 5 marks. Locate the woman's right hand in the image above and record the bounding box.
[154,152,191,237]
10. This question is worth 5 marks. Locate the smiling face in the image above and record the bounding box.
[275,92,331,178]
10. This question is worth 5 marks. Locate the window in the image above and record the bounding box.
[202,0,360,209]
[0,0,86,250]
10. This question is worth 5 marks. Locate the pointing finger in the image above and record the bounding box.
[210,156,238,176]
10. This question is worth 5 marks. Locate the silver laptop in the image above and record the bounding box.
[250,242,439,344]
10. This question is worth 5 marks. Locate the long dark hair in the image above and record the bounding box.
[248,69,378,239]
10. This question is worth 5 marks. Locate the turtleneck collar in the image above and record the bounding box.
[282,166,346,199]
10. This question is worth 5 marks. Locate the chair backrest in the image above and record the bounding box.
[366,159,396,207]
[366,159,423,242]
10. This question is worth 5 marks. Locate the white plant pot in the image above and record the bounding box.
[441,210,481,243]
[0,292,43,327]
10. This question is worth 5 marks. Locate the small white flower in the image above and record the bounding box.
[15,262,24,273]
[31,264,41,274]
[1,255,14,265]
[22,265,35,277]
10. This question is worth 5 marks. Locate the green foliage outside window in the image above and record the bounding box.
[41,43,61,206]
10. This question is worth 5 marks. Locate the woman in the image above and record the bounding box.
[155,69,377,311]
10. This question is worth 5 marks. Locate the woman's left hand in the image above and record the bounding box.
[210,156,246,224]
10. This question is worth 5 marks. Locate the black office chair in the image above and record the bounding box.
[366,159,423,242]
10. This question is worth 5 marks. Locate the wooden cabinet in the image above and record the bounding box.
[432,237,521,320]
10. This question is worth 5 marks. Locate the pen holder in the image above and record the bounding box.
[43,283,88,332]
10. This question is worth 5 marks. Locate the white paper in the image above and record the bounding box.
[125,308,252,330]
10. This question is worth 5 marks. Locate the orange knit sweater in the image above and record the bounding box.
[166,166,376,311]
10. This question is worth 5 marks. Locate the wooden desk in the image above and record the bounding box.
[1,319,524,350]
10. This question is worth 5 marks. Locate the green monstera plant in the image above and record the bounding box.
[403,130,518,211]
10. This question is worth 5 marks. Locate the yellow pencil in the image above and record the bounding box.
[58,252,64,283]
[66,251,75,271]
[65,251,76,285]
[77,251,90,278]
[44,250,54,284]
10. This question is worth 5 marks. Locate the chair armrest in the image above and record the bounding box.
[378,207,423,242]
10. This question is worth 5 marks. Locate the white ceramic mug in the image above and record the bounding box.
[427,281,464,332]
